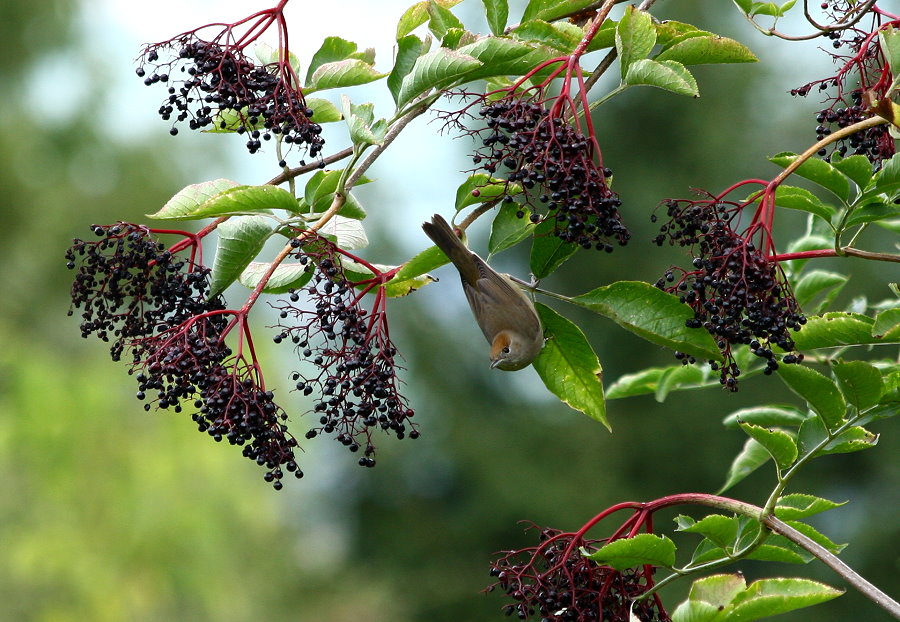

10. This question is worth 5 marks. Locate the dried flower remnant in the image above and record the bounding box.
[271,237,417,467]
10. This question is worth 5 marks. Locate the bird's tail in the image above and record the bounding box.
[422,214,480,285]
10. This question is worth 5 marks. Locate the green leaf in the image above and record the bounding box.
[392,245,448,284]
[623,59,699,97]
[733,0,754,13]
[238,261,314,294]
[746,542,808,564]
[318,215,368,250]
[587,533,677,570]
[191,185,298,219]
[302,169,370,220]
[148,179,241,220]
[511,19,583,52]
[775,493,845,520]
[455,173,521,211]
[571,282,721,362]
[305,97,343,123]
[396,47,482,108]
[529,218,578,278]
[739,422,798,469]
[769,152,850,202]
[870,153,900,198]
[771,185,837,223]
[723,577,842,621]
[680,573,747,613]
[778,364,845,429]
[783,520,845,554]
[616,6,657,78]
[749,0,798,17]
[833,360,884,411]
[384,271,436,297]
[426,0,464,39]
[719,438,770,493]
[655,35,757,65]
[606,364,713,400]
[532,303,608,429]
[792,312,897,350]
[482,0,508,36]
[209,216,273,296]
[456,36,533,66]
[305,36,362,84]
[880,26,900,81]
[792,270,847,314]
[306,59,387,93]
[722,405,809,428]
[389,35,427,104]
[489,203,535,255]
[655,21,709,47]
[677,514,739,549]
[873,307,900,339]
[396,0,464,39]
[845,199,900,229]
[341,95,387,146]
[521,0,595,22]
[824,425,879,454]
[829,153,873,189]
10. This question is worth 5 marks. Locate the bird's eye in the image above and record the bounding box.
[501,346,510,355]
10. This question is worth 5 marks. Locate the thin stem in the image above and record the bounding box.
[266,147,354,185]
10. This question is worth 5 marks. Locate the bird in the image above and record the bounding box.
[422,214,544,371]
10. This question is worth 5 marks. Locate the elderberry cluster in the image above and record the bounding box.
[653,200,805,389]
[137,37,324,159]
[788,6,896,166]
[464,95,630,251]
[271,241,417,467]
[67,223,300,488]
[67,223,225,361]
[487,526,663,622]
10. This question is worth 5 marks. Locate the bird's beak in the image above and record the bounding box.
[490,358,501,369]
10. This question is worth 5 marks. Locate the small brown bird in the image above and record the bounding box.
[422,214,544,370]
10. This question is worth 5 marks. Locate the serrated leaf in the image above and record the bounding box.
[777,364,845,429]
[305,97,343,123]
[489,203,536,255]
[655,35,757,65]
[749,0,798,17]
[655,21,708,47]
[793,270,847,313]
[771,185,836,222]
[306,59,387,93]
[341,95,387,146]
[588,534,677,570]
[396,0,464,39]
[829,153,873,189]
[209,216,273,296]
[724,577,842,621]
[529,218,578,278]
[687,573,748,609]
[654,363,711,402]
[616,6,657,77]
[791,312,892,350]
[427,0,464,39]
[833,360,884,410]
[774,493,846,520]
[397,47,481,107]
[719,438,770,493]
[303,169,370,220]
[624,59,699,96]
[482,0,509,36]
[572,282,722,362]
[873,307,900,339]
[532,303,608,429]
[191,185,298,220]
[305,37,361,84]
[149,179,241,220]
[238,261,314,293]
[455,173,522,210]
[384,271,436,297]
[393,245,448,284]
[389,35,426,104]
[456,36,533,66]
[783,520,845,554]
[677,514,740,549]
[722,405,809,428]
[318,215,368,250]
[769,152,850,201]
[521,0,595,22]
[739,422,797,469]
[844,200,900,228]
[512,19,583,52]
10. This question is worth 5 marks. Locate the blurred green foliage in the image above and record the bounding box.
[0,2,896,621]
